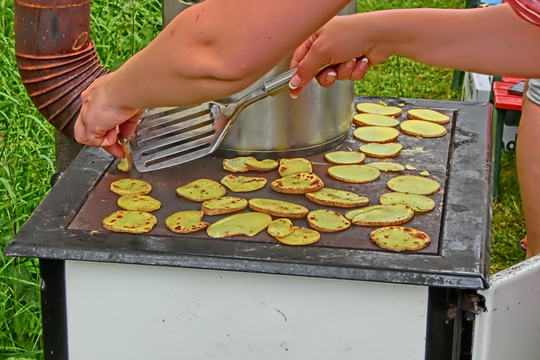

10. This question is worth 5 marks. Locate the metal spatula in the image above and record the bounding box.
[130,65,330,172]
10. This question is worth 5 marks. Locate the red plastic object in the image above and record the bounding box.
[502,77,526,84]
[493,81,523,111]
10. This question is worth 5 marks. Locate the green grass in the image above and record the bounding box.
[356,57,462,101]
[0,0,525,357]
[89,0,162,71]
[0,0,162,357]
[355,0,465,101]
[491,150,526,273]
[1,1,51,358]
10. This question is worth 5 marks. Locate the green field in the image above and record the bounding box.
[0,0,525,357]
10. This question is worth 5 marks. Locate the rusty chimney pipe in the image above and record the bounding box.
[14,0,107,138]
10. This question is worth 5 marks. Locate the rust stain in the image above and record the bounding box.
[15,0,90,9]
[72,31,88,51]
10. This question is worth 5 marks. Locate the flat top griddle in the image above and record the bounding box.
[5,96,493,289]
[70,123,448,254]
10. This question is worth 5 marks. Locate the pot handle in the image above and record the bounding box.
[264,63,334,97]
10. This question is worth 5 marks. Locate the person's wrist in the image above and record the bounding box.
[91,72,140,127]
[100,71,125,110]
[365,11,401,59]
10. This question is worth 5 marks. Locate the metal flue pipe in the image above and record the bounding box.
[14,0,107,138]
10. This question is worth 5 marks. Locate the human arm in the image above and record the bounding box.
[75,0,352,157]
[516,82,540,259]
[289,3,540,97]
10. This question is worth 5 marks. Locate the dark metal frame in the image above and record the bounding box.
[426,287,460,360]
[40,259,68,360]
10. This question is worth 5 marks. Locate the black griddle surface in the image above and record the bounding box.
[69,112,451,255]
[5,96,493,289]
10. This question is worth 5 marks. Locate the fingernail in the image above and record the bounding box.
[291,93,298,99]
[326,71,337,83]
[359,57,369,71]
[289,75,301,90]
[345,58,357,69]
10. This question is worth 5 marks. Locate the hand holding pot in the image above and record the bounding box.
[290,4,540,98]
[289,14,382,98]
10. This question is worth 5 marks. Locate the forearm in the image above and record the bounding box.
[516,87,540,258]
[369,4,540,77]
[104,0,350,109]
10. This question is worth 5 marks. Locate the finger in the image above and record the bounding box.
[101,130,124,158]
[289,59,328,92]
[84,108,140,148]
[289,45,330,94]
[335,58,357,81]
[314,69,338,88]
[118,110,143,140]
[290,60,336,98]
[290,86,302,99]
[74,112,90,146]
[75,101,110,147]
[291,66,338,97]
[78,123,109,148]
[290,35,316,70]
[99,128,120,149]
[102,142,125,159]
[350,57,370,81]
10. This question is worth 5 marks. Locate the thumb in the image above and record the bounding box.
[119,109,144,140]
[289,34,331,96]
[289,55,327,92]
[289,62,338,98]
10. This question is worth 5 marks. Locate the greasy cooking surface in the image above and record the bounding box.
[69,106,454,255]
[5,96,492,289]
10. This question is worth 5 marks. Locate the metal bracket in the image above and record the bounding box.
[446,292,486,322]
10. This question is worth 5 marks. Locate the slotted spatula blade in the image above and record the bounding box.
[131,102,231,172]
[130,65,330,172]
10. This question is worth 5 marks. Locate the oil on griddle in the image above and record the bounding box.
[69,103,454,255]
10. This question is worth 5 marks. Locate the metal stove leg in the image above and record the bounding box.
[426,287,460,360]
[434,289,484,360]
[55,130,84,173]
[40,259,68,360]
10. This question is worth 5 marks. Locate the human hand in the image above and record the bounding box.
[289,14,391,97]
[75,74,143,158]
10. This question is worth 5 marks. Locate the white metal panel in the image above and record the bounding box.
[472,255,540,360]
[65,261,429,360]
[462,72,492,103]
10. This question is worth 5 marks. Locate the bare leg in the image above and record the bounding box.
[516,83,540,259]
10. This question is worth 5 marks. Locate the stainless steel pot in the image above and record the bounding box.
[162,0,355,157]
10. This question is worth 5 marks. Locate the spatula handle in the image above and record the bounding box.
[264,63,334,97]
